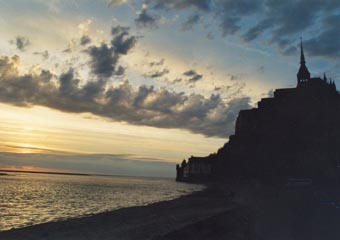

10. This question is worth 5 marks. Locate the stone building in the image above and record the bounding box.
[176,156,214,182]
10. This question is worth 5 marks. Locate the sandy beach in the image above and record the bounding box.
[2,181,340,240]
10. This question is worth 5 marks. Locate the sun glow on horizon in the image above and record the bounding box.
[0,103,226,162]
[16,143,45,154]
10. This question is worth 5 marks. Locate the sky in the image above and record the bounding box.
[0,0,339,177]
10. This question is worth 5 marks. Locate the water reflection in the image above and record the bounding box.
[0,172,203,231]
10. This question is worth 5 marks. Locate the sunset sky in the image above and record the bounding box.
[0,0,339,177]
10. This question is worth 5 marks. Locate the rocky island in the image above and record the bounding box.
[177,40,340,183]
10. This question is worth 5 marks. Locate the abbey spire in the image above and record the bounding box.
[297,38,310,86]
[323,72,327,82]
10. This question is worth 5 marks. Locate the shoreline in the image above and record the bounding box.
[0,184,237,240]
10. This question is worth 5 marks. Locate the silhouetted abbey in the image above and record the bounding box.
[177,40,340,182]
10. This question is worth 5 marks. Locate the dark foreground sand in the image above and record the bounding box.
[158,182,340,240]
[2,181,340,240]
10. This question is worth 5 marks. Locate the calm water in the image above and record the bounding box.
[0,172,204,231]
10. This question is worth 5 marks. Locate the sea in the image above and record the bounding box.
[0,172,204,231]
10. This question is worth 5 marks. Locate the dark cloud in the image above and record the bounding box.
[181,14,201,31]
[87,25,136,78]
[10,36,30,51]
[228,74,241,81]
[304,31,340,59]
[212,82,246,99]
[63,48,72,53]
[80,35,91,45]
[183,70,203,83]
[183,70,196,76]
[190,0,258,36]
[151,0,261,36]
[145,68,169,78]
[242,19,272,42]
[111,26,137,55]
[265,1,320,36]
[0,55,250,138]
[149,58,165,67]
[147,0,340,59]
[87,43,121,78]
[135,8,158,28]
[219,16,241,36]
[281,45,297,56]
[241,1,340,58]
[149,0,211,11]
[189,75,203,83]
[303,14,340,59]
[33,50,49,60]
[0,55,56,107]
[173,78,182,84]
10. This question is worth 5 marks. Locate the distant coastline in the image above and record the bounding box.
[0,169,176,179]
[0,169,92,177]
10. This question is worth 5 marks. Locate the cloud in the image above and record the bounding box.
[135,7,159,28]
[148,58,165,67]
[229,0,340,59]
[242,18,272,42]
[149,0,211,11]
[145,68,169,78]
[0,144,70,154]
[146,0,340,59]
[107,0,129,7]
[150,0,261,36]
[228,74,240,81]
[181,14,201,31]
[87,25,137,78]
[87,43,122,78]
[0,56,56,107]
[180,0,259,36]
[303,14,340,59]
[10,36,30,51]
[33,50,49,60]
[111,26,137,54]
[80,35,91,45]
[212,82,246,98]
[172,78,182,84]
[183,69,203,83]
[0,55,250,138]
[63,48,72,53]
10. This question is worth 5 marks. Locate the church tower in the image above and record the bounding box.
[297,38,310,86]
